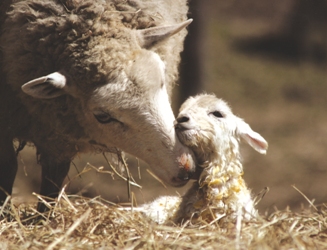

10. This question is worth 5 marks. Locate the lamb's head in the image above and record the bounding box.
[19,20,196,187]
[175,94,268,165]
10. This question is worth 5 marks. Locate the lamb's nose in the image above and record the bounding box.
[176,115,190,124]
[175,114,193,130]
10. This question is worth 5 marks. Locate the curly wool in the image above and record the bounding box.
[2,0,187,91]
[0,0,188,159]
[143,132,256,226]
[174,138,257,225]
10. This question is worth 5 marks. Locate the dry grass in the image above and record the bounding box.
[1,190,326,250]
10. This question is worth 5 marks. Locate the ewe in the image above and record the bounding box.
[142,94,268,225]
[0,0,195,211]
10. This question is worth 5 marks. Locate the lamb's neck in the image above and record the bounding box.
[198,147,243,181]
[199,158,244,201]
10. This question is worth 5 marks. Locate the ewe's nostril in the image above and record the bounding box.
[176,115,190,124]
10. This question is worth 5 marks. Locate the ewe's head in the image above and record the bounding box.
[19,18,196,187]
[175,94,268,165]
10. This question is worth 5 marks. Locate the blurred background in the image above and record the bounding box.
[13,0,327,214]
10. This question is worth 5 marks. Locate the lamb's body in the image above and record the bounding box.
[175,162,256,224]
[0,0,196,211]
[142,94,268,225]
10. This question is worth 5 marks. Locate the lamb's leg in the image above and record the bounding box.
[174,182,204,223]
[0,136,18,203]
[37,153,71,212]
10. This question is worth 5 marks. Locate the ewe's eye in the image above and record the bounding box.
[210,111,224,118]
[94,111,118,124]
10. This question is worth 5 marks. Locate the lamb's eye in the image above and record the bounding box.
[211,111,224,118]
[94,111,118,124]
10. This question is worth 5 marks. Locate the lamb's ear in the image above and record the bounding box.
[237,120,268,154]
[21,72,67,99]
[136,19,193,48]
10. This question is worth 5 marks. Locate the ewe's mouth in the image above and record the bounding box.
[88,139,116,153]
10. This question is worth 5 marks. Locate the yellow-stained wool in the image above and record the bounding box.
[141,94,268,225]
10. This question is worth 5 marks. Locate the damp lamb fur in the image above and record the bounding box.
[141,93,268,225]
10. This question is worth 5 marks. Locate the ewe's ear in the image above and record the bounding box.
[136,19,193,48]
[237,120,268,154]
[21,72,67,99]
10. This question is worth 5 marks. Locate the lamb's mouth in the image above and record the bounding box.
[175,127,198,146]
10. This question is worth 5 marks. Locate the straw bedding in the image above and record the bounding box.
[0,190,326,250]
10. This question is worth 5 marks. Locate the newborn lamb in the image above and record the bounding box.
[141,94,268,225]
